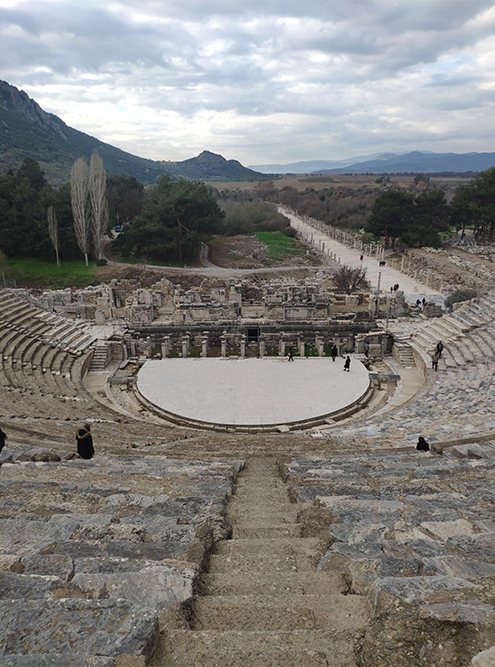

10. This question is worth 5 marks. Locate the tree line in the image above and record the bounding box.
[0,156,145,264]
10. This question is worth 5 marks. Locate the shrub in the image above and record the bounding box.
[445,288,478,310]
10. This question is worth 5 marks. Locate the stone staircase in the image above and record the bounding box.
[154,457,369,666]
[89,343,109,372]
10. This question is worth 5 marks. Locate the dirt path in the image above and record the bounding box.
[153,457,370,666]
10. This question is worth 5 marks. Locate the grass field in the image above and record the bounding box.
[254,231,304,261]
[2,258,98,289]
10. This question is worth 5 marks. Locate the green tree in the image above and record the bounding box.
[17,157,47,192]
[451,168,495,240]
[366,190,415,247]
[115,176,225,263]
[401,189,449,248]
[106,174,144,224]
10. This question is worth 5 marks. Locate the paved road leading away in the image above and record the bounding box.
[284,210,441,302]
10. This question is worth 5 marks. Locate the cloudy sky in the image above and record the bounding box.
[1,0,495,165]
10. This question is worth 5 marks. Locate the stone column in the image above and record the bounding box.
[161,336,171,358]
[221,334,227,358]
[298,335,305,357]
[240,335,246,359]
[316,335,324,357]
[279,335,286,357]
[259,337,265,357]
[181,335,189,358]
[146,336,152,357]
[201,333,208,358]
[130,339,137,357]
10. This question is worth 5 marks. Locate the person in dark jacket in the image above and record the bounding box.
[343,356,351,372]
[331,345,338,362]
[436,341,444,358]
[416,436,430,452]
[0,426,7,453]
[76,423,95,460]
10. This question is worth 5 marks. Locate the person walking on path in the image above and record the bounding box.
[416,436,430,452]
[436,341,444,358]
[343,356,351,372]
[331,345,338,362]
[0,425,7,454]
[431,351,440,371]
[364,341,370,358]
[287,347,294,362]
[76,423,95,460]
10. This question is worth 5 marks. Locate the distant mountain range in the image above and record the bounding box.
[0,80,264,184]
[250,151,495,174]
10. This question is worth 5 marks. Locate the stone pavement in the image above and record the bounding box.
[284,210,442,302]
[137,357,370,427]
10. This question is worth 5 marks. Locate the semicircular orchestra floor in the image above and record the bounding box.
[136,357,370,427]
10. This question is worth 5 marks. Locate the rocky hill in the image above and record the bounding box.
[0,80,263,184]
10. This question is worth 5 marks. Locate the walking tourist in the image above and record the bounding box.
[0,425,7,453]
[436,341,444,358]
[343,356,351,372]
[331,345,338,362]
[431,352,440,371]
[364,341,370,357]
[416,436,430,452]
[287,347,294,362]
[76,423,95,460]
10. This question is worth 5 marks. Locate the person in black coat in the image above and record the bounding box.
[331,345,338,362]
[343,356,351,372]
[416,436,430,452]
[0,426,6,453]
[76,423,95,460]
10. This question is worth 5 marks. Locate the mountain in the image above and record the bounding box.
[315,151,495,174]
[160,151,264,182]
[249,152,423,174]
[249,150,493,175]
[0,80,263,184]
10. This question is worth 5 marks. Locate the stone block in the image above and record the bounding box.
[0,519,78,555]
[21,555,74,581]
[370,575,477,611]
[422,556,495,581]
[420,518,474,542]
[419,600,495,625]
[71,563,195,609]
[49,540,187,561]
[447,534,495,561]
[0,656,114,666]
[0,599,158,659]
[472,645,495,667]
[0,572,63,599]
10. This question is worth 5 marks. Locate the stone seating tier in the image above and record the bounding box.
[0,446,243,665]
[284,446,495,666]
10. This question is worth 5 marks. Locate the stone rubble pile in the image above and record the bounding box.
[0,451,243,665]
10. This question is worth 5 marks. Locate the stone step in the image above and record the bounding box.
[201,571,347,596]
[208,551,314,573]
[160,629,360,667]
[191,594,369,631]
[226,506,300,523]
[232,523,302,539]
[215,537,326,557]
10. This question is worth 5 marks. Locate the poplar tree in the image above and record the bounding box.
[47,205,60,266]
[70,158,90,266]
[89,151,109,260]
